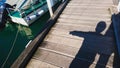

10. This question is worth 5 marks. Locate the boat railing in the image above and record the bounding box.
[11,0,69,68]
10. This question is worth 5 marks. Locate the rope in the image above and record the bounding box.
[1,24,20,68]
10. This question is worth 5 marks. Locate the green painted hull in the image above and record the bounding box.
[0,12,50,67]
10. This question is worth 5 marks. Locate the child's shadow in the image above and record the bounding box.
[69,21,117,68]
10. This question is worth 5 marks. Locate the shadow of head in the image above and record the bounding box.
[95,21,106,34]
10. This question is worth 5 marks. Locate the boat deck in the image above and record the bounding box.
[24,0,119,68]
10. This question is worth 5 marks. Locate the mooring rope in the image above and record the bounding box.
[1,24,20,68]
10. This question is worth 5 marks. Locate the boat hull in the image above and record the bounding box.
[10,4,48,26]
[9,0,59,26]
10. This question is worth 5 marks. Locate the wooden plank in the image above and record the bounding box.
[44,34,84,48]
[49,28,89,40]
[62,12,111,17]
[33,49,73,68]
[63,8,110,14]
[57,18,111,26]
[52,23,111,35]
[40,41,80,56]
[67,3,112,7]
[69,0,113,4]
[55,22,113,33]
[68,2,112,4]
[52,25,114,38]
[55,18,112,31]
[50,28,114,40]
[26,59,60,68]
[58,17,111,23]
[66,5,111,9]
[66,6,110,11]
[58,18,110,24]
[60,14,110,21]
[60,13,111,19]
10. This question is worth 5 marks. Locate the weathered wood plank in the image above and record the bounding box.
[52,23,111,35]
[62,12,111,17]
[67,3,112,7]
[60,14,110,21]
[57,18,111,26]
[26,59,60,68]
[66,5,111,9]
[33,49,73,68]
[63,8,111,14]
[60,13,111,19]
[40,41,80,56]
[45,34,84,48]
[58,17,111,23]
[69,0,113,4]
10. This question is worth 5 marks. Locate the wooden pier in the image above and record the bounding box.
[11,0,120,68]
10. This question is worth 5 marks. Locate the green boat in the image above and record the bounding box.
[7,0,59,26]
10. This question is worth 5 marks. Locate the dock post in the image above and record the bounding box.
[47,0,53,17]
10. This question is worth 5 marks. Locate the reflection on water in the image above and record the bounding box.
[18,25,34,39]
[0,12,50,68]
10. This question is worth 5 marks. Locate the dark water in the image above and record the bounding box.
[0,12,50,68]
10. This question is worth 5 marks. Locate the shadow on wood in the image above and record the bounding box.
[69,21,120,68]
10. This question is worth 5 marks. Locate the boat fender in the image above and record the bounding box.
[27,15,37,21]
[36,10,44,16]
[26,10,44,21]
